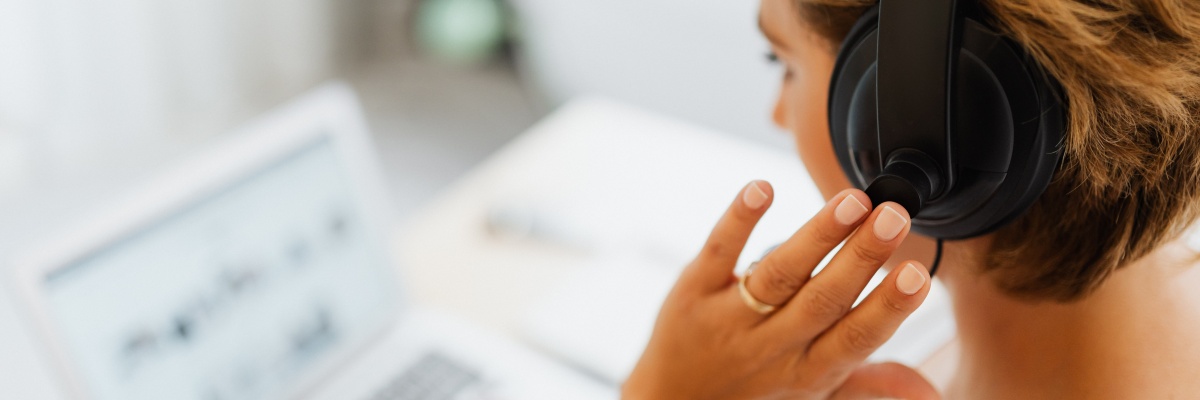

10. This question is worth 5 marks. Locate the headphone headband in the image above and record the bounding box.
[875,0,962,201]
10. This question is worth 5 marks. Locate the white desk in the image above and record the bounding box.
[392,97,823,333]
[393,97,954,383]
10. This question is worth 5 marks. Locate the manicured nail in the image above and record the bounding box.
[896,263,926,295]
[743,181,769,210]
[874,205,908,241]
[834,195,869,225]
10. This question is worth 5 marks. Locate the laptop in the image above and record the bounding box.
[7,83,614,400]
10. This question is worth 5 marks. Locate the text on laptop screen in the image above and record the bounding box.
[41,137,397,400]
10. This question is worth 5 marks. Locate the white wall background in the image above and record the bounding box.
[509,0,787,147]
[0,0,368,197]
[0,0,786,199]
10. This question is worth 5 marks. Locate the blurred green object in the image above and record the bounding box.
[415,0,508,65]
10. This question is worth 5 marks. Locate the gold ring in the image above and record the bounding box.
[737,262,777,315]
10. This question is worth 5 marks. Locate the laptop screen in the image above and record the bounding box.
[40,136,397,400]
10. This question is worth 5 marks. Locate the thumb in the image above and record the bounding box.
[829,362,940,400]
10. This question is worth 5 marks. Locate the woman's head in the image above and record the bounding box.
[761,0,1200,301]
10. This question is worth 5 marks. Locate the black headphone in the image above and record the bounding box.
[828,0,1066,240]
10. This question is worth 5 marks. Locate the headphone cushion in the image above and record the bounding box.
[827,6,1064,239]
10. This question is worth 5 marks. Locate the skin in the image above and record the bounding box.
[626,0,1200,398]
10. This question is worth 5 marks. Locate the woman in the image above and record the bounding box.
[623,0,1200,398]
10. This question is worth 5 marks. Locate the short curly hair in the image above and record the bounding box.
[794,0,1200,301]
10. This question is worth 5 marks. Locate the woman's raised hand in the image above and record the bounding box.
[623,181,938,400]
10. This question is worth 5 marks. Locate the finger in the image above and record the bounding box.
[679,180,774,293]
[804,261,932,379]
[741,189,872,309]
[762,202,910,339]
[829,362,940,400]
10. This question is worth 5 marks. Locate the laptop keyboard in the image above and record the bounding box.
[366,352,481,400]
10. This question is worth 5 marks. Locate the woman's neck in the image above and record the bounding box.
[937,239,1200,399]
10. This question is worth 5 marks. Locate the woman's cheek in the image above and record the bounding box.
[796,131,854,201]
[787,85,855,201]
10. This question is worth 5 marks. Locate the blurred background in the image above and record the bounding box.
[0,0,784,237]
[0,3,972,399]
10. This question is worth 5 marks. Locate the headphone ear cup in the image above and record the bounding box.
[828,7,1064,239]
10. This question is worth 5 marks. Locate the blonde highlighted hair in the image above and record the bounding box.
[796,0,1200,301]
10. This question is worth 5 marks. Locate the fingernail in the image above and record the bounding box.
[833,195,869,225]
[743,181,768,210]
[874,205,908,241]
[896,263,926,295]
